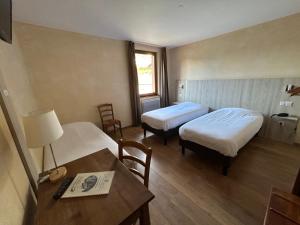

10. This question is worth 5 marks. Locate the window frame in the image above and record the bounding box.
[135,50,158,97]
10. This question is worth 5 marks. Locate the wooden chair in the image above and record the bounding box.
[118,139,152,188]
[264,169,300,225]
[97,103,123,137]
[292,168,300,196]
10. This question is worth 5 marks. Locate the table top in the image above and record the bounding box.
[36,148,154,225]
[272,115,299,121]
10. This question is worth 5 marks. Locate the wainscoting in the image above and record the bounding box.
[176,77,300,143]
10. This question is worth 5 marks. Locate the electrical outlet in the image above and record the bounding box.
[285,101,293,107]
[280,101,294,107]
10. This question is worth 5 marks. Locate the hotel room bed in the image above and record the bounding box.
[141,102,209,145]
[179,108,263,175]
[44,122,125,170]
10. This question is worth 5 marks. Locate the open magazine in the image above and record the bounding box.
[62,171,115,198]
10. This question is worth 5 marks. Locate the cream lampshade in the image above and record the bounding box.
[23,109,66,183]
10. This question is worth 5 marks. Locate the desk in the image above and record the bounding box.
[35,149,155,225]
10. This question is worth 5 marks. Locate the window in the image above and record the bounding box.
[135,51,157,96]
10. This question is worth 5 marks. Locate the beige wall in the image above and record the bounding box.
[15,22,133,128]
[169,13,300,82]
[169,13,300,143]
[0,28,38,125]
[0,30,37,225]
[169,13,300,101]
[0,28,42,178]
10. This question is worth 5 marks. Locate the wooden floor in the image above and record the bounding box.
[115,127,300,225]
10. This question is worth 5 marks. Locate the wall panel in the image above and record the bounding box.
[177,78,300,143]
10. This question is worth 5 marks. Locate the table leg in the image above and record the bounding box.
[139,204,150,225]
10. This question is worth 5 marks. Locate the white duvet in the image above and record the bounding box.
[44,122,121,170]
[141,102,209,131]
[179,108,263,157]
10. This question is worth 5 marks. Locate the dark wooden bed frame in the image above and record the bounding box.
[179,138,232,176]
[142,122,182,145]
[179,130,260,176]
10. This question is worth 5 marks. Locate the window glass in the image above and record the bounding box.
[135,52,156,95]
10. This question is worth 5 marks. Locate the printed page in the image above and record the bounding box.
[62,171,115,198]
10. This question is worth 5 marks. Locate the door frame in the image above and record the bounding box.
[0,73,37,196]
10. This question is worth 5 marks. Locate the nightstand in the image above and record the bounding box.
[270,115,299,144]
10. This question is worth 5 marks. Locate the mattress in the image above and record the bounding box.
[44,122,123,170]
[141,102,209,131]
[179,108,263,157]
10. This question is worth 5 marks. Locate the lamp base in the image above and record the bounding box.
[49,166,67,183]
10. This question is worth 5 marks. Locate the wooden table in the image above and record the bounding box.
[264,188,300,225]
[35,148,155,225]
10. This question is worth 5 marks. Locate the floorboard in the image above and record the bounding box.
[112,127,300,225]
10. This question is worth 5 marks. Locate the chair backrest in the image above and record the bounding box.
[292,168,300,196]
[97,103,115,125]
[118,139,152,188]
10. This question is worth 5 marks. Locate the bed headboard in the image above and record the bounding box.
[177,77,300,143]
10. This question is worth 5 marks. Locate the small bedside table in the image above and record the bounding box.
[270,115,299,144]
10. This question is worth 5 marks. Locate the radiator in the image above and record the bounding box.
[141,96,161,113]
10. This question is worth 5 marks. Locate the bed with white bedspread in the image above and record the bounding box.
[141,102,209,145]
[179,108,263,175]
[44,122,124,171]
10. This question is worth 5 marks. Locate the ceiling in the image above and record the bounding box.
[12,0,300,47]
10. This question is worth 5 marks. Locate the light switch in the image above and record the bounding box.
[3,89,9,96]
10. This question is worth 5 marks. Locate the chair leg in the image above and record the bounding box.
[103,126,108,134]
[119,122,123,137]
[139,204,150,225]
[113,124,116,134]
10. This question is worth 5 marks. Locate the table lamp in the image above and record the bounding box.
[23,109,66,183]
